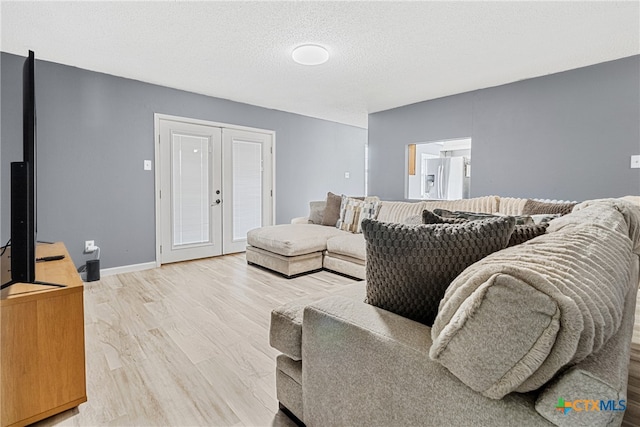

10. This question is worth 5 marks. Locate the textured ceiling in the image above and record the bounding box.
[2,1,639,128]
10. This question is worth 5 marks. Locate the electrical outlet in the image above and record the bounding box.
[631,155,640,169]
[85,240,95,252]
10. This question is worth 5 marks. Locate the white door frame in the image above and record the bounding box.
[154,113,276,267]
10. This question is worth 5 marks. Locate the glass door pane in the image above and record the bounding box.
[172,133,210,247]
[232,140,262,241]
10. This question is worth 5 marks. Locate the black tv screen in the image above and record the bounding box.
[23,51,36,177]
[4,51,37,286]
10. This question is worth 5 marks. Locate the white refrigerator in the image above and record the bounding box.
[422,157,468,200]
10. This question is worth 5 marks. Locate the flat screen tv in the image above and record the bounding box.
[1,51,63,290]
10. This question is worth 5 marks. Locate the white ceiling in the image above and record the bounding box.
[2,1,639,128]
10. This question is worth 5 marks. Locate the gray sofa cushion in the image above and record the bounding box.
[301,294,551,427]
[430,200,640,399]
[270,283,366,360]
[326,233,366,261]
[361,217,515,326]
[497,197,528,216]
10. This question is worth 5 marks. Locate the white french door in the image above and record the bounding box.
[158,119,223,263]
[222,129,273,253]
[156,115,274,265]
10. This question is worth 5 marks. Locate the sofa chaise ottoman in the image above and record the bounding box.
[246,224,347,277]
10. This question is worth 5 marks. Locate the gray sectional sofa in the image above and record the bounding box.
[247,195,520,279]
[269,197,640,426]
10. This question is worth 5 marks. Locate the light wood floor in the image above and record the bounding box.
[33,253,640,426]
[35,253,358,426]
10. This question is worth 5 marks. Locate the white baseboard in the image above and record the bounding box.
[100,261,157,277]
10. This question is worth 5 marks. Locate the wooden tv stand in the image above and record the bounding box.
[1,242,87,427]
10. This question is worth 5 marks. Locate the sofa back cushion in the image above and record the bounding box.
[362,216,515,326]
[376,196,499,224]
[429,199,640,399]
[497,197,528,216]
[377,201,428,224]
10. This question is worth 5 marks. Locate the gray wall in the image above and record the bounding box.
[1,53,366,269]
[369,55,640,201]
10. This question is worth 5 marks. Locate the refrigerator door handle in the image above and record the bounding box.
[442,165,445,199]
[437,165,440,199]
[441,165,445,199]
[436,165,440,199]
[438,165,443,199]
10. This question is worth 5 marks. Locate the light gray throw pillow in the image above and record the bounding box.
[308,201,326,224]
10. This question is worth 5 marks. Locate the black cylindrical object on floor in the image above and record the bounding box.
[86,259,100,282]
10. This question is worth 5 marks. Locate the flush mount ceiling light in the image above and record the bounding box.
[292,44,329,65]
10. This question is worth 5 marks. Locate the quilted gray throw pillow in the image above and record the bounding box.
[422,209,466,224]
[423,209,548,248]
[506,223,549,247]
[361,216,515,326]
[522,199,576,216]
[433,208,534,225]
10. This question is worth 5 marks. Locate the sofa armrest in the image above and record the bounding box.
[534,256,640,426]
[301,295,548,426]
[291,216,309,224]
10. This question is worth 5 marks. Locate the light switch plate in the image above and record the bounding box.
[344,172,350,179]
[631,155,640,169]
[144,160,152,171]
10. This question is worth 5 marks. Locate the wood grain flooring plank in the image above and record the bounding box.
[30,253,640,426]
[34,254,357,426]
[195,356,276,427]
